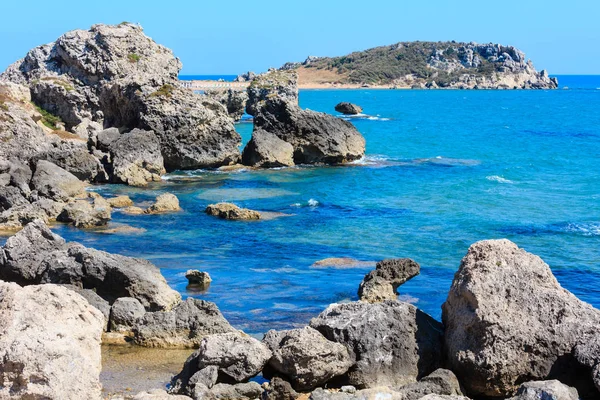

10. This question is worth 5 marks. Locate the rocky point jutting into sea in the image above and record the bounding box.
[0,22,597,400]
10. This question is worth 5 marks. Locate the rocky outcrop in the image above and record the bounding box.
[263,326,354,390]
[107,195,134,208]
[310,300,443,388]
[397,369,464,400]
[358,258,420,303]
[242,70,365,167]
[31,159,86,201]
[508,380,579,400]
[109,296,146,333]
[108,128,166,186]
[185,269,212,286]
[1,23,241,171]
[170,332,271,396]
[57,198,111,228]
[145,193,181,214]
[262,377,300,400]
[0,220,180,310]
[0,282,103,400]
[442,239,600,398]
[205,202,261,220]
[335,102,363,115]
[204,89,248,121]
[132,298,235,348]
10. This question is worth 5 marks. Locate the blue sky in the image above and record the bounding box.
[1,0,598,75]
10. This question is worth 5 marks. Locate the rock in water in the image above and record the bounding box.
[442,239,600,398]
[310,300,443,388]
[109,128,166,186]
[242,70,365,166]
[0,220,181,311]
[185,269,212,286]
[205,202,261,220]
[358,258,420,303]
[1,23,241,171]
[0,282,103,400]
[263,326,354,390]
[335,102,363,115]
[145,193,181,214]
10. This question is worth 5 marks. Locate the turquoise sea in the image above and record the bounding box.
[22,76,600,334]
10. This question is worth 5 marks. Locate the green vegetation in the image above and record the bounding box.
[149,84,175,99]
[0,101,8,112]
[302,41,506,85]
[128,53,141,63]
[39,77,74,91]
[118,21,132,26]
[33,104,62,130]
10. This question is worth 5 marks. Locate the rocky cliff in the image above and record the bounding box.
[282,42,558,89]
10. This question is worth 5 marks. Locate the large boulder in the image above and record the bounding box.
[205,202,261,220]
[0,282,103,400]
[263,326,353,390]
[0,220,181,311]
[57,199,111,228]
[397,369,464,400]
[133,298,235,348]
[241,128,295,168]
[204,88,248,121]
[109,128,166,186]
[30,160,86,201]
[246,69,299,117]
[310,300,443,388]
[145,192,181,214]
[358,258,420,303]
[508,380,579,400]
[109,296,146,333]
[442,239,600,398]
[335,102,363,115]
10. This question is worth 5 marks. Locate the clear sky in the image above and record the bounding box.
[1,0,598,75]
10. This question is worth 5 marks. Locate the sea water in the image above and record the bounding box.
[16,77,600,334]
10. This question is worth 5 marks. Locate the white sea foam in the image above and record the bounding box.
[486,175,514,184]
[563,222,600,236]
[308,198,319,207]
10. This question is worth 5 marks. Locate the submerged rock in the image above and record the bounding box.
[335,102,363,115]
[205,202,261,220]
[263,326,353,390]
[310,300,443,388]
[442,239,600,398]
[0,282,103,400]
[145,193,181,214]
[133,298,235,348]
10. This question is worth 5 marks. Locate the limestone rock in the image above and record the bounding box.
[109,128,166,186]
[109,296,146,333]
[133,298,235,348]
[442,239,600,397]
[107,195,134,208]
[57,199,111,228]
[310,300,443,388]
[246,69,299,117]
[263,326,353,390]
[335,102,363,115]
[61,284,111,331]
[123,206,145,215]
[0,282,103,400]
[205,88,248,121]
[357,275,397,303]
[209,382,263,399]
[358,258,420,303]
[132,389,193,400]
[205,202,261,220]
[241,128,295,167]
[145,192,181,214]
[508,380,578,400]
[185,269,212,286]
[30,160,86,201]
[397,369,464,400]
[262,377,300,400]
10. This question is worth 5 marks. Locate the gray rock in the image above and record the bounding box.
[209,382,263,399]
[357,275,396,303]
[132,389,193,400]
[44,145,106,182]
[508,380,578,400]
[358,258,420,303]
[61,284,111,331]
[57,199,111,228]
[309,387,403,400]
[0,282,104,400]
[310,300,443,388]
[133,298,235,348]
[0,203,49,231]
[205,89,248,121]
[335,102,363,115]
[241,128,295,168]
[185,269,212,286]
[95,127,121,152]
[30,160,86,201]
[110,297,146,333]
[262,377,299,400]
[189,366,219,390]
[246,70,299,117]
[1,159,32,196]
[109,128,166,186]
[263,326,353,390]
[0,220,181,311]
[442,239,600,397]
[0,186,29,211]
[397,369,463,400]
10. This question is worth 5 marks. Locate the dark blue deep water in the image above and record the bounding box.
[31,80,600,334]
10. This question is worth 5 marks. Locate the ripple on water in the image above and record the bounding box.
[196,188,298,201]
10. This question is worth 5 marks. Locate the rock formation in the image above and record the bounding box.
[335,102,363,115]
[242,70,365,167]
[145,193,181,214]
[0,282,104,400]
[205,202,261,220]
[204,88,248,121]
[443,239,600,397]
[358,258,420,303]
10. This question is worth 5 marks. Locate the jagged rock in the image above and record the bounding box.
[335,102,363,115]
[61,284,111,331]
[263,326,353,390]
[2,159,32,195]
[0,203,48,231]
[205,89,248,121]
[235,71,256,82]
[0,220,181,310]
[246,70,299,117]
[508,380,578,400]
[145,192,181,214]
[358,258,420,303]
[574,336,600,391]
[44,145,107,182]
[57,199,111,228]
[397,369,463,400]
[0,186,30,211]
[133,298,235,348]
[31,197,65,220]
[241,128,295,167]
[185,269,212,286]
[109,128,166,186]
[109,296,146,333]
[30,160,86,201]
[205,202,261,220]
[310,300,443,388]
[189,366,219,389]
[95,127,121,151]
[262,377,300,400]
[442,239,600,398]
[0,282,103,400]
[107,195,134,208]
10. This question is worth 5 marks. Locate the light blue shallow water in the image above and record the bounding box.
[34,80,600,334]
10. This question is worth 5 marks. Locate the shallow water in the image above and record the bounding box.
[23,84,600,335]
